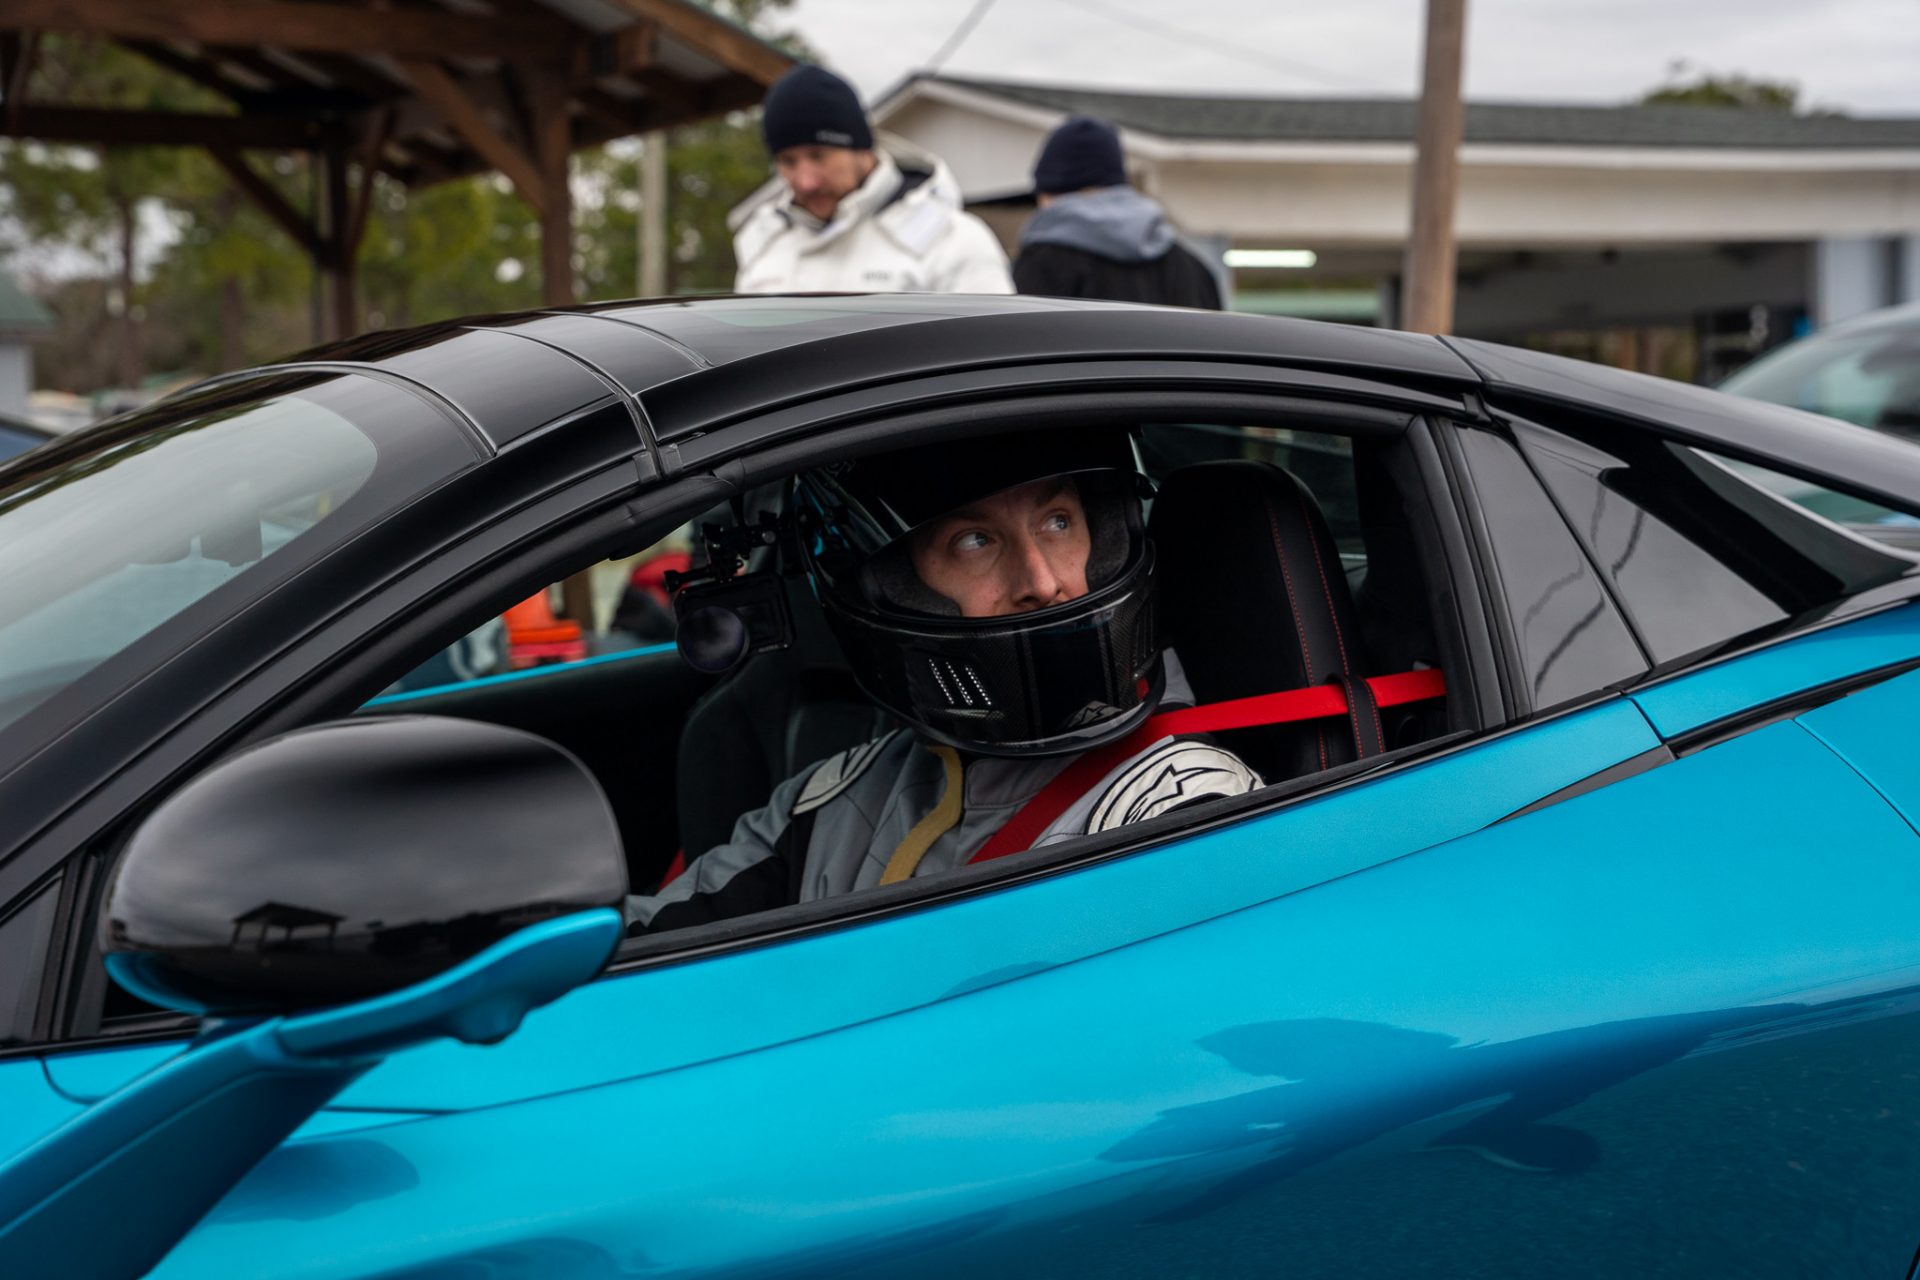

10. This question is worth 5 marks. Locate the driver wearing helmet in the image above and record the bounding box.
[626,428,1260,935]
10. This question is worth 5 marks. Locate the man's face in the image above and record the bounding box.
[773,145,875,222]
[909,477,1093,618]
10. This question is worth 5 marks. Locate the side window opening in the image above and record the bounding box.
[81,412,1464,1042]
[370,533,693,704]
[1510,416,1918,667]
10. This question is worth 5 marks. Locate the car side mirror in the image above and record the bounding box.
[0,717,629,1280]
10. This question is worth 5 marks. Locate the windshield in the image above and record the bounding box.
[1722,319,1920,440]
[0,373,475,738]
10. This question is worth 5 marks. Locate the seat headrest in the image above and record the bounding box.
[1150,459,1373,777]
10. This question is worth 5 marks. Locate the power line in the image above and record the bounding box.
[1043,0,1383,93]
[925,0,1002,75]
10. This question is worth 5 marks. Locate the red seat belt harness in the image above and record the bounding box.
[970,669,1446,864]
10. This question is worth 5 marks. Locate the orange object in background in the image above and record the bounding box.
[503,591,586,668]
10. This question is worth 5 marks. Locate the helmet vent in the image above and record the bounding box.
[926,657,992,708]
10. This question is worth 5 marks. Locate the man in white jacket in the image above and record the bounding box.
[733,65,1013,295]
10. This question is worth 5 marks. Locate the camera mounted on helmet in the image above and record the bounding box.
[666,508,794,675]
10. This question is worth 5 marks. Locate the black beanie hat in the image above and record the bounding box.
[1033,116,1127,195]
[761,65,873,154]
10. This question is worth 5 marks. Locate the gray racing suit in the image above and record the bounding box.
[627,654,1259,935]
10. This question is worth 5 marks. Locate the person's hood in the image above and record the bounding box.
[733,133,966,263]
[1019,186,1176,264]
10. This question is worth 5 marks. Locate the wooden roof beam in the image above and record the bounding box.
[601,0,791,85]
[119,39,269,108]
[4,105,318,148]
[0,0,579,66]
[1,32,38,134]
[398,57,546,215]
[207,143,320,254]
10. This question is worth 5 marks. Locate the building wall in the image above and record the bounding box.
[0,342,30,417]
[1147,155,1920,247]
[879,97,1920,251]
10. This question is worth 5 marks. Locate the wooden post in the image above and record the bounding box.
[530,71,574,307]
[1400,0,1468,335]
[640,129,667,296]
[322,138,355,340]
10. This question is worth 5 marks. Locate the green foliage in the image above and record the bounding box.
[1640,64,1800,111]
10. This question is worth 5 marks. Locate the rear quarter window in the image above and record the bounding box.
[1510,417,1916,666]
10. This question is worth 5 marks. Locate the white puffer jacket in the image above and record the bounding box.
[732,136,1014,295]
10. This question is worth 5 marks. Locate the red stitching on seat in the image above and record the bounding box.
[1262,496,1315,678]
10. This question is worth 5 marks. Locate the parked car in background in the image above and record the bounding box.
[1722,301,1920,439]
[1721,301,1920,547]
[0,411,52,463]
[7,297,1920,1278]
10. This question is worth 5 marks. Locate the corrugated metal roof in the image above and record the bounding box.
[932,75,1920,149]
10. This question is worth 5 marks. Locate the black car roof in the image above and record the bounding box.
[278,294,1480,445]
[107,294,1920,511]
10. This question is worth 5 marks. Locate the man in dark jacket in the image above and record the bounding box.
[1013,116,1223,309]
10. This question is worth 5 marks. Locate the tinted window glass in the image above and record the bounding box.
[1454,427,1647,708]
[1512,419,1913,665]
[1142,423,1363,567]
[0,879,58,1045]
[0,374,474,736]
[368,536,687,705]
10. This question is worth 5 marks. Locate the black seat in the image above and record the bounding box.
[673,572,893,868]
[1150,459,1383,783]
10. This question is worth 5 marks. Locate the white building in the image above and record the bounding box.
[0,271,53,417]
[870,75,1920,380]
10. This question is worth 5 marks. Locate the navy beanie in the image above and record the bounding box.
[1033,116,1127,195]
[761,65,873,154]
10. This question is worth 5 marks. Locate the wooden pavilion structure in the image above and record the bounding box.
[0,0,791,339]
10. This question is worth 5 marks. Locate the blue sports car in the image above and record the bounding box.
[5,295,1920,1278]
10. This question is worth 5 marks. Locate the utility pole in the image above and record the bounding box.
[1401,0,1468,334]
[639,130,668,297]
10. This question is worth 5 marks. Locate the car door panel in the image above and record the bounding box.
[43,694,1661,1120]
[138,718,1920,1278]
[1797,664,1920,829]
[1628,600,1920,739]
[0,1060,83,1165]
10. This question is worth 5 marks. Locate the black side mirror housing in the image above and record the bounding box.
[102,715,629,1016]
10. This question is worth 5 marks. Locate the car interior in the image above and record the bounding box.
[342,417,1461,911]
[80,410,1469,1030]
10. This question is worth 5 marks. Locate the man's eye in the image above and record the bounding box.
[953,531,991,553]
[1041,512,1073,533]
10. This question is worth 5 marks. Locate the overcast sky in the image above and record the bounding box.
[787,0,1920,117]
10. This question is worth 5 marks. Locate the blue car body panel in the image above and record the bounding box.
[117,716,1920,1279]
[1798,664,1920,829]
[1626,599,1920,738]
[17,609,1920,1275]
[43,695,1661,1115]
[0,1061,83,1167]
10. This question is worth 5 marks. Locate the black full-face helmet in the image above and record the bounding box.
[794,426,1161,757]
